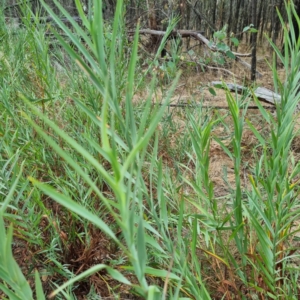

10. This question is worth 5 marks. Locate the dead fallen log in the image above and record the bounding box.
[129,29,262,77]
[157,103,276,110]
[211,81,281,105]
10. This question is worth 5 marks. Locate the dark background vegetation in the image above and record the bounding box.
[3,0,300,41]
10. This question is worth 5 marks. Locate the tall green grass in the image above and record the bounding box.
[1,0,300,299]
[187,2,300,298]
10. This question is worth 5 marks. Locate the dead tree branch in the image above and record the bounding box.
[129,29,263,78]
[211,81,281,105]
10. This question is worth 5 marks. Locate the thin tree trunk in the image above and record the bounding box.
[259,0,268,42]
[251,0,257,81]
[227,0,233,36]
[256,0,263,45]
[211,0,217,32]
[219,0,225,29]
[234,0,242,34]
[237,0,246,40]
[271,0,277,46]
[273,0,284,43]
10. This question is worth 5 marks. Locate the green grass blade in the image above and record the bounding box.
[34,270,46,300]
[28,178,121,247]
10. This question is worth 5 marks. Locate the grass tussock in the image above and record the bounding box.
[1,0,300,299]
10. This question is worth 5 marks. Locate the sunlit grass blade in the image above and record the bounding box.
[74,0,90,29]
[122,72,181,174]
[0,159,23,215]
[20,102,119,193]
[91,0,107,71]
[73,98,129,151]
[0,220,33,299]
[41,0,94,52]
[125,21,140,146]
[34,270,46,300]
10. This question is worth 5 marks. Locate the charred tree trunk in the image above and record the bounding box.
[234,0,242,34]
[227,0,233,36]
[291,0,300,44]
[274,0,284,42]
[237,0,246,40]
[259,1,268,42]
[219,0,225,29]
[256,0,263,44]
[270,0,276,46]
[211,0,217,35]
[148,3,162,55]
[251,0,257,81]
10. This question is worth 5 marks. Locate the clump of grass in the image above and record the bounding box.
[1,0,300,299]
[184,1,300,298]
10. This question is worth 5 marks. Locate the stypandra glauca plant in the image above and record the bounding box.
[0,154,45,299]
[244,1,300,298]
[184,92,250,298]
[184,2,300,299]
[12,0,209,298]
[2,0,300,298]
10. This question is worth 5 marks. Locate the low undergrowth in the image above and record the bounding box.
[1,1,300,299]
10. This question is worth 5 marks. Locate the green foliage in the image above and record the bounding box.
[209,25,236,62]
[243,24,258,33]
[0,158,45,300]
[208,22,258,64]
[1,0,300,299]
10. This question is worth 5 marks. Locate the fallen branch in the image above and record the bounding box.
[129,29,263,77]
[156,103,275,110]
[195,62,236,77]
[211,81,281,105]
[129,29,251,57]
